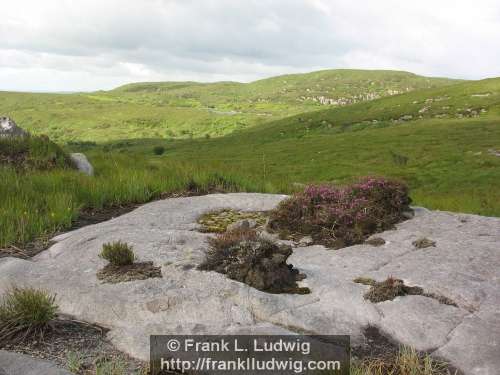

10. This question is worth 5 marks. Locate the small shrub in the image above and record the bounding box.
[153,146,165,155]
[100,241,135,266]
[390,150,409,166]
[268,177,411,248]
[199,229,309,294]
[0,287,58,344]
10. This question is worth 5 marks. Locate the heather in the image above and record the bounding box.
[268,177,411,248]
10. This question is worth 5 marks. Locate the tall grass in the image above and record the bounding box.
[0,152,282,248]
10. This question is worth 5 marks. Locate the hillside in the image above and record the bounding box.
[154,77,500,216]
[0,70,458,142]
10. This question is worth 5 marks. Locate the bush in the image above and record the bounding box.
[268,177,411,248]
[100,241,135,266]
[0,287,58,343]
[199,229,309,294]
[153,146,165,155]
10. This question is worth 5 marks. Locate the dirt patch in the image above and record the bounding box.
[0,316,146,374]
[199,229,309,294]
[97,262,162,284]
[355,277,457,307]
[197,209,268,233]
[413,237,436,249]
[365,237,386,246]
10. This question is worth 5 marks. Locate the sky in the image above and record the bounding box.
[1,0,500,92]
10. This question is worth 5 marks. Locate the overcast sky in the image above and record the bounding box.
[1,0,499,92]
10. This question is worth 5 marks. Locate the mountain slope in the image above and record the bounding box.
[0,70,459,142]
[161,77,500,215]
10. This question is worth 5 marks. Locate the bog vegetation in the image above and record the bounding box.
[0,69,499,250]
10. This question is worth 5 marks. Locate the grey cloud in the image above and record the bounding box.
[1,0,499,91]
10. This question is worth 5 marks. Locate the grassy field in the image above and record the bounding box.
[0,70,456,142]
[0,70,498,249]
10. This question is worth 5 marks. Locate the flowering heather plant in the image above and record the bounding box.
[268,177,411,248]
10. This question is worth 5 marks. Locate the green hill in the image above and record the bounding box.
[158,77,500,215]
[0,70,458,142]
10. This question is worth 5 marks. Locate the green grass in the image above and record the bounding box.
[0,71,498,249]
[0,70,457,142]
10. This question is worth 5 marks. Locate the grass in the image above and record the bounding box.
[0,71,498,250]
[0,70,457,143]
[100,241,135,266]
[0,287,58,344]
[350,346,454,375]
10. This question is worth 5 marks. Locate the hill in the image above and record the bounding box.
[156,77,500,216]
[0,70,458,142]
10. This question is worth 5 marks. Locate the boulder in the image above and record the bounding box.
[70,153,94,176]
[0,193,498,375]
[0,117,28,138]
[226,219,257,232]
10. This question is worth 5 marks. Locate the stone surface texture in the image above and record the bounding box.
[69,153,94,176]
[0,350,72,375]
[0,193,498,375]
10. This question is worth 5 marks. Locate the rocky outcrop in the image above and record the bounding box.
[0,117,28,138]
[0,193,498,375]
[70,153,94,176]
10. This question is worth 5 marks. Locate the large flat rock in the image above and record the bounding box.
[0,350,72,375]
[0,193,498,375]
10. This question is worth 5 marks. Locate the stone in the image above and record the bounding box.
[226,219,257,232]
[0,117,28,138]
[0,194,498,375]
[70,153,94,176]
[0,350,72,375]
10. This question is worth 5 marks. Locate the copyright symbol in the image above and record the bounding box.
[167,339,181,352]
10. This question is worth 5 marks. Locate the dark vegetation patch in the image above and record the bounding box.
[355,277,457,307]
[268,177,412,249]
[413,237,437,249]
[198,228,310,294]
[197,209,268,233]
[0,135,74,171]
[97,241,162,284]
[365,237,386,246]
[97,262,162,284]
[2,315,147,374]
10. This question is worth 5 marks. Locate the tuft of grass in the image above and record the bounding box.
[350,346,454,375]
[95,357,127,375]
[100,241,136,266]
[0,287,58,344]
[66,351,84,373]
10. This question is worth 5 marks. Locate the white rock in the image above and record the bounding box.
[70,153,94,176]
[0,193,498,375]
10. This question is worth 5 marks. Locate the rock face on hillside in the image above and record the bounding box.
[0,117,28,138]
[0,193,498,375]
[70,153,94,176]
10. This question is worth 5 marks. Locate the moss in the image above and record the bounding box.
[365,237,386,246]
[197,209,268,233]
[96,261,162,284]
[354,277,377,286]
[412,238,436,249]
[362,277,457,307]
